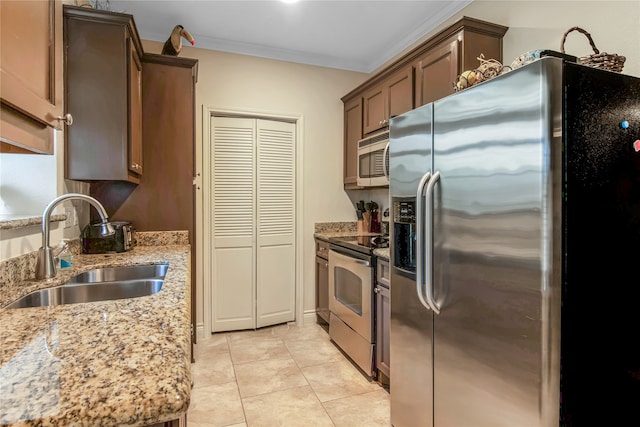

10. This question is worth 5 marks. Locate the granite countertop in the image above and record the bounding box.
[313,230,381,241]
[373,247,390,261]
[0,214,66,231]
[0,245,191,426]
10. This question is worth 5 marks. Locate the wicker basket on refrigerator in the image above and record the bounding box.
[561,26,625,72]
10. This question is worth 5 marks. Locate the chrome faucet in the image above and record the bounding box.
[36,193,115,279]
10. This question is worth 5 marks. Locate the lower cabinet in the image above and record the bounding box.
[315,239,330,324]
[145,414,185,426]
[376,258,390,383]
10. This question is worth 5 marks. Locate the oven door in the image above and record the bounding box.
[328,247,373,341]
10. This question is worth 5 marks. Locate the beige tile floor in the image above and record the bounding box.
[187,322,391,427]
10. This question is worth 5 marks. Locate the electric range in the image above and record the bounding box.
[326,234,389,379]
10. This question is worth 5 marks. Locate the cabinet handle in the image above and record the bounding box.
[56,113,73,127]
[131,163,142,171]
[324,263,328,268]
[374,287,380,293]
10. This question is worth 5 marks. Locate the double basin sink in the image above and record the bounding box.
[5,263,169,309]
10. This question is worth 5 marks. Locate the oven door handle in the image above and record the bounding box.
[353,258,371,267]
[329,246,371,266]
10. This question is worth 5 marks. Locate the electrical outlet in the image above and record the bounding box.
[64,208,73,228]
[73,210,78,226]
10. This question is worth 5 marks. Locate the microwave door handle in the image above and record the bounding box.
[424,171,441,314]
[415,171,432,311]
[383,141,390,180]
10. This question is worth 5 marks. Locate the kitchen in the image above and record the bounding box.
[1,1,639,426]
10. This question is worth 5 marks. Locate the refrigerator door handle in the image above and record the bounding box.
[425,170,441,314]
[415,171,434,311]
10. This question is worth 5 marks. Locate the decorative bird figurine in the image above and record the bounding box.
[161,25,195,56]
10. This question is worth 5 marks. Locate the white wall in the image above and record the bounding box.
[0,126,90,260]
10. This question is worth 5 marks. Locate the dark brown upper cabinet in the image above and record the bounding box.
[362,65,413,135]
[414,19,508,107]
[414,35,460,108]
[343,97,363,188]
[341,16,507,189]
[0,0,64,154]
[63,5,143,183]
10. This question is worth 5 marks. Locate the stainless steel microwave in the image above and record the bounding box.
[357,130,389,187]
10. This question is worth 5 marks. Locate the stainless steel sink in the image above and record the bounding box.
[66,263,169,283]
[5,279,164,309]
[4,263,169,309]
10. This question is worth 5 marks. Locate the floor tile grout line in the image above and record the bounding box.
[226,332,249,427]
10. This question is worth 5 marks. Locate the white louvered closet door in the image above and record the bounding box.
[256,119,296,327]
[211,116,296,332]
[211,117,256,331]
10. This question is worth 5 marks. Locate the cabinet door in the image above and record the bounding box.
[376,283,390,379]
[363,66,413,135]
[64,5,142,183]
[0,0,63,154]
[343,97,362,187]
[128,37,143,175]
[362,85,386,135]
[415,34,460,107]
[387,65,414,119]
[316,254,330,324]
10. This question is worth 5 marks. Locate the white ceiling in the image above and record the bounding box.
[107,0,473,73]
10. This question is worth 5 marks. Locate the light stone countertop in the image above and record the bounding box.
[373,247,390,261]
[0,244,191,426]
[0,214,66,230]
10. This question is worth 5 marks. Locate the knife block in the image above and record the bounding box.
[360,212,370,234]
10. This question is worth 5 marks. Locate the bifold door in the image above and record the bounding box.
[210,116,296,332]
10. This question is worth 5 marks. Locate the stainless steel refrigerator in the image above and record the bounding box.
[389,56,640,426]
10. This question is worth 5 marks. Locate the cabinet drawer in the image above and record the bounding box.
[377,258,390,287]
[316,239,330,260]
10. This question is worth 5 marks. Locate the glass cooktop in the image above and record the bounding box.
[328,235,389,254]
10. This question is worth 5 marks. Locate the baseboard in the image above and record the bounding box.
[196,322,206,341]
[303,309,318,325]
[197,312,319,338]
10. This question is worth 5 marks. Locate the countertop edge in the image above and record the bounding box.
[0,214,66,231]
